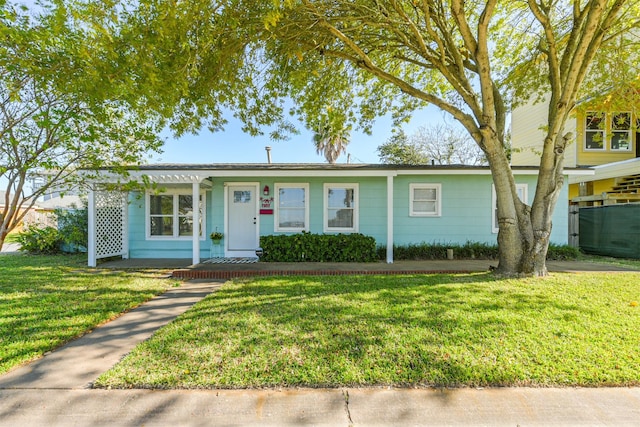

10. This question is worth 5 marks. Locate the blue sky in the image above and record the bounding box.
[153,106,450,165]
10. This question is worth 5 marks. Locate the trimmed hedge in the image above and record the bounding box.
[547,243,581,260]
[260,235,579,263]
[260,232,377,262]
[377,242,579,261]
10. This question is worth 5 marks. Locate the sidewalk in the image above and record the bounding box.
[0,242,20,253]
[1,386,639,426]
[1,271,639,426]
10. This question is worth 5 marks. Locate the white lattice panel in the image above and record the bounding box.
[95,191,127,259]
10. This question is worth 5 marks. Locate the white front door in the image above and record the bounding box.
[226,184,259,257]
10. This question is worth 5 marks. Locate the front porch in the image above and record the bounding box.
[96,257,493,280]
[95,258,637,280]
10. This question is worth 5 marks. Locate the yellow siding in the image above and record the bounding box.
[570,178,620,200]
[578,151,635,166]
[593,178,618,194]
[568,183,580,199]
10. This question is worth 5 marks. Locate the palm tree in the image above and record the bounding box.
[312,124,350,164]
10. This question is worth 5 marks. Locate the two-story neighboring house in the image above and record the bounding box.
[511,86,640,256]
[512,87,640,206]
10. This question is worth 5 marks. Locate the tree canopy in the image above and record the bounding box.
[66,0,639,275]
[0,2,163,249]
[378,124,486,165]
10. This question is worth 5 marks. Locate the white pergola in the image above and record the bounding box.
[87,171,213,267]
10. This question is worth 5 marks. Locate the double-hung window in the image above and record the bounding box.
[410,183,441,216]
[147,191,205,239]
[611,112,632,151]
[585,111,605,150]
[324,183,358,232]
[584,111,633,151]
[492,184,527,233]
[275,183,309,232]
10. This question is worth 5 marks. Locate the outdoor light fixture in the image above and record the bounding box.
[263,185,270,196]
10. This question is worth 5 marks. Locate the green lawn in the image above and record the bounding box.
[579,253,640,270]
[3,230,21,245]
[0,253,176,375]
[95,272,640,389]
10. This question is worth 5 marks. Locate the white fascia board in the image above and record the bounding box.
[397,168,545,176]
[568,158,639,184]
[397,169,494,176]
[398,167,591,180]
[208,169,398,178]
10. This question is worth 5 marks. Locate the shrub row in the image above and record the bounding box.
[377,241,580,261]
[546,243,581,260]
[16,208,88,254]
[260,232,377,262]
[16,225,63,254]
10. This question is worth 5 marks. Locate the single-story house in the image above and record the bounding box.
[86,163,590,267]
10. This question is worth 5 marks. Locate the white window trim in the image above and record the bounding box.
[323,183,359,233]
[610,111,632,152]
[492,184,527,234]
[584,111,606,151]
[274,183,310,232]
[409,183,441,217]
[145,190,206,240]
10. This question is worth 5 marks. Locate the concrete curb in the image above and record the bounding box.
[1,387,639,426]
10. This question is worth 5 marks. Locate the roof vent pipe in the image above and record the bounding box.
[265,146,272,164]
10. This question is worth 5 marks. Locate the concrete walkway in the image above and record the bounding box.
[0,280,223,390]
[0,242,20,253]
[1,271,640,426]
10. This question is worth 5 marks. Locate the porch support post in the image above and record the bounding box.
[386,174,394,264]
[192,181,200,265]
[87,187,96,267]
[121,192,129,259]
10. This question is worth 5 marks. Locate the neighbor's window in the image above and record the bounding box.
[611,112,632,151]
[275,183,309,232]
[584,111,605,150]
[324,184,358,232]
[492,184,527,234]
[410,183,441,216]
[147,191,205,239]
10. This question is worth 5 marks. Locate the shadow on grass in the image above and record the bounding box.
[0,254,169,375]
[121,272,606,389]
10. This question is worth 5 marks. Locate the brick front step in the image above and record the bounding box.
[171,269,467,280]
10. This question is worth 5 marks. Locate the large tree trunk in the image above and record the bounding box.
[493,192,554,277]
[486,132,563,277]
[0,227,8,252]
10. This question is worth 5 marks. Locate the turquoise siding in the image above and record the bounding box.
[393,175,494,245]
[392,175,568,246]
[126,174,569,259]
[206,177,389,243]
[127,191,214,259]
